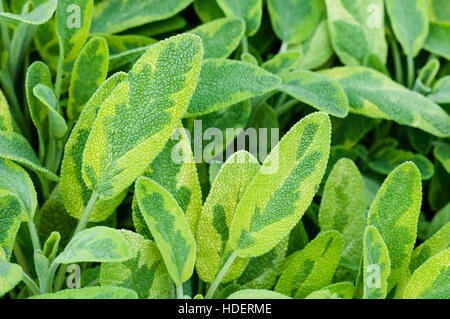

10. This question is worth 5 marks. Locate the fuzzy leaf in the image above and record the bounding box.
[100,230,173,299]
[91,0,192,34]
[326,0,387,66]
[427,0,450,23]
[82,34,203,200]
[228,289,290,299]
[279,70,349,118]
[188,17,245,59]
[196,151,260,283]
[194,0,224,23]
[322,66,450,137]
[216,0,262,36]
[0,261,22,297]
[186,59,281,117]
[319,159,366,281]
[0,89,14,132]
[32,286,138,299]
[135,177,197,286]
[424,22,450,60]
[426,203,450,239]
[0,194,23,261]
[305,282,355,299]
[0,0,56,25]
[429,76,450,104]
[275,231,344,298]
[362,226,390,299]
[261,52,302,76]
[54,226,130,264]
[267,0,324,44]
[226,112,331,258]
[433,142,450,174]
[367,162,422,294]
[67,36,109,121]
[403,248,449,299]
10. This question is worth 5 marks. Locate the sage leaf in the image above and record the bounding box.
[429,76,450,104]
[0,89,14,132]
[0,260,22,297]
[261,51,302,76]
[0,0,56,25]
[423,22,450,60]
[228,289,290,299]
[305,282,355,299]
[216,0,262,36]
[32,286,138,299]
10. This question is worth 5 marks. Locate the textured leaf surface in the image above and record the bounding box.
[33,286,138,299]
[279,70,349,118]
[403,248,449,299]
[319,159,366,281]
[0,89,14,132]
[54,226,130,264]
[0,261,22,297]
[385,0,429,56]
[228,289,290,299]
[326,0,387,66]
[217,0,262,36]
[367,162,422,293]
[0,0,56,25]
[226,112,331,258]
[135,177,196,286]
[426,203,450,239]
[67,36,109,121]
[61,72,128,222]
[196,151,260,283]
[100,230,173,299]
[91,0,193,34]
[429,76,450,104]
[275,231,343,298]
[305,282,355,299]
[82,34,203,200]
[188,18,245,59]
[261,52,302,76]
[322,67,450,137]
[363,226,390,299]
[423,22,450,60]
[427,0,450,22]
[267,0,324,44]
[186,59,281,117]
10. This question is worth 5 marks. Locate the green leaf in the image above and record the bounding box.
[0,130,58,181]
[0,0,56,25]
[319,159,366,281]
[82,34,203,200]
[196,151,260,283]
[326,0,387,66]
[275,231,344,298]
[91,0,193,34]
[362,226,390,299]
[67,36,109,121]
[228,289,290,299]
[403,248,449,299]
[226,112,331,258]
[321,66,450,137]
[433,142,450,174]
[0,260,22,297]
[305,282,355,299]
[385,0,429,57]
[427,0,450,23]
[135,177,197,286]
[410,222,450,273]
[426,203,450,239]
[261,51,302,76]
[34,250,49,293]
[368,148,435,180]
[54,226,130,264]
[194,0,224,23]
[186,58,281,117]
[429,76,450,104]
[279,70,349,118]
[217,0,262,36]
[367,162,422,294]
[0,89,14,132]
[424,22,450,60]
[142,127,202,236]
[414,58,440,93]
[188,17,245,59]
[43,231,60,262]
[32,286,138,299]
[0,194,23,261]
[267,0,324,45]
[56,0,93,73]
[100,230,174,299]
[61,72,128,222]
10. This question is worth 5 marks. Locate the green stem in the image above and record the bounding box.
[0,1,10,49]
[22,273,41,296]
[407,55,415,89]
[276,99,298,116]
[389,34,404,85]
[73,191,99,235]
[205,251,239,299]
[176,285,184,299]
[279,41,288,54]
[45,261,59,293]
[13,241,31,276]
[241,37,249,54]
[55,54,64,100]
[27,220,41,252]
[53,264,67,292]
[39,175,50,200]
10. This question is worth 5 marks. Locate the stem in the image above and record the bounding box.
[55,54,64,100]
[241,37,249,54]
[407,55,415,89]
[22,273,41,296]
[27,220,41,252]
[39,175,50,200]
[276,99,298,116]
[73,191,99,235]
[0,1,10,49]
[389,34,404,85]
[45,261,59,293]
[53,264,67,292]
[176,285,184,299]
[205,251,239,299]
[13,241,31,276]
[279,41,288,54]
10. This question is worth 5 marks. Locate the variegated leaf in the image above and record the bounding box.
[426,203,450,239]
[135,177,197,286]
[0,89,14,132]
[82,34,203,200]
[32,286,138,299]
[424,22,450,60]
[363,226,390,299]
[261,51,302,76]
[226,112,331,258]
[427,0,450,22]
[186,59,281,117]
[54,226,130,264]
[0,0,56,25]
[305,282,355,299]
[228,289,290,299]
[321,67,450,137]
[0,260,23,297]
[429,76,450,104]
[367,162,422,294]
[67,36,109,121]
[275,231,344,298]
[196,151,260,283]
[188,17,245,59]
[216,0,262,36]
